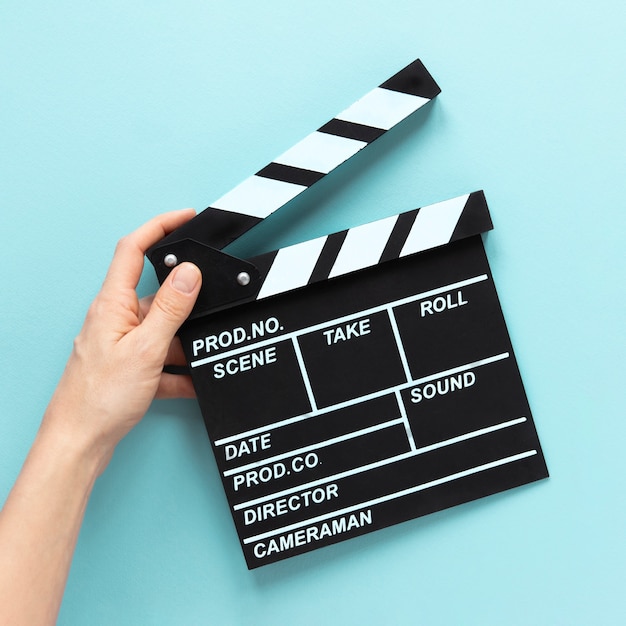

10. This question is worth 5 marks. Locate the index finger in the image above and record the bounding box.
[102,209,196,293]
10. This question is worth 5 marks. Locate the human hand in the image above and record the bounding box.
[40,209,202,475]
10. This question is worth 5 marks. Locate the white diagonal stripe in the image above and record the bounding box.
[329,215,398,278]
[400,194,469,256]
[274,132,366,174]
[335,87,429,131]
[257,235,328,299]
[211,175,306,219]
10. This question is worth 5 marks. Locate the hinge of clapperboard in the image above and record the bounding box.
[147,59,493,319]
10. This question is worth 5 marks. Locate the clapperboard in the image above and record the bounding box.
[148,59,548,568]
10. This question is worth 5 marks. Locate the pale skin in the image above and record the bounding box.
[0,209,203,625]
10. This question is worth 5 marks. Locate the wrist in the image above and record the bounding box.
[37,406,114,482]
[40,360,126,477]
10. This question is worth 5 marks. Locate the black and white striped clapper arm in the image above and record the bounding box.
[249,191,493,301]
[151,59,440,253]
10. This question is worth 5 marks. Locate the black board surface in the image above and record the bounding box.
[179,235,549,568]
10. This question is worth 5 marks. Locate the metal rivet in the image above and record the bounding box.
[237,271,251,286]
[163,254,178,268]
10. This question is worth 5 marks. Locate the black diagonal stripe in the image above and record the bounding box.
[380,58,441,100]
[246,249,279,296]
[308,230,349,284]
[450,191,493,242]
[379,209,419,263]
[147,207,262,256]
[318,119,386,143]
[256,163,324,187]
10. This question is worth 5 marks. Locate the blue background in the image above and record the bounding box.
[1,1,624,624]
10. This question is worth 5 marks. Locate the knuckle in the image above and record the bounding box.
[72,332,87,358]
[85,298,103,324]
[85,294,111,322]
[114,234,137,256]
[117,233,133,248]
[115,235,129,254]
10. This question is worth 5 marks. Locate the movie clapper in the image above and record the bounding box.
[147,59,548,568]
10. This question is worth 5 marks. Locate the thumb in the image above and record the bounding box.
[141,262,202,350]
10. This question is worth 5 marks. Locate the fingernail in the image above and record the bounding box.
[171,263,201,294]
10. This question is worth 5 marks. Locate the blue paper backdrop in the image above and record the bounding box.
[1,1,624,624]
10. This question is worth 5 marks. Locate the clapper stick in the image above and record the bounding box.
[148,59,441,293]
[152,59,439,253]
[147,59,548,569]
[247,191,493,302]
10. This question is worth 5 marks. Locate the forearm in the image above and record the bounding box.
[0,422,101,626]
[0,211,201,624]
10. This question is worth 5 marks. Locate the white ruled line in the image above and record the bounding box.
[233,417,527,511]
[411,352,509,386]
[242,449,537,544]
[214,351,509,447]
[395,389,416,451]
[223,418,404,477]
[191,274,488,369]
[291,337,317,413]
[387,307,412,382]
